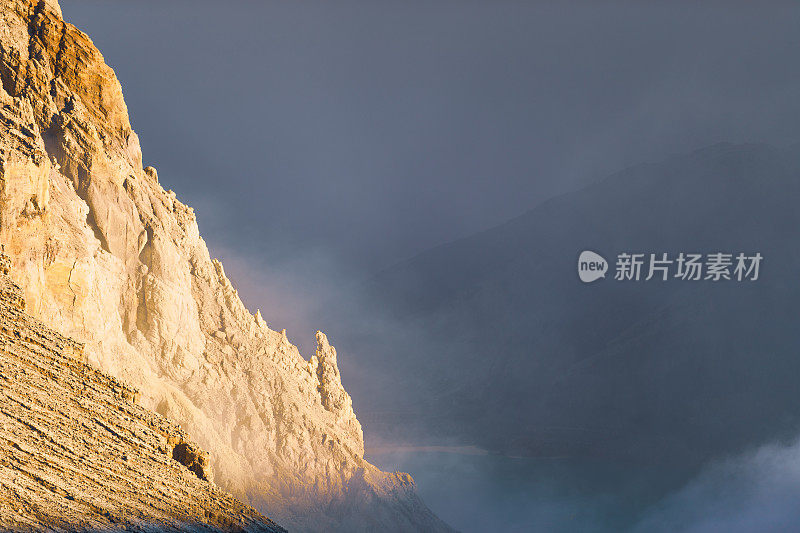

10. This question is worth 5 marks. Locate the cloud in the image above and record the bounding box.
[634,437,800,533]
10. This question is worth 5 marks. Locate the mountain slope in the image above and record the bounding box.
[0,1,453,531]
[0,253,285,532]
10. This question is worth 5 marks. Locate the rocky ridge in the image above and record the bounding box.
[0,252,285,532]
[0,1,453,531]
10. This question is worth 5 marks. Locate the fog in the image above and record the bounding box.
[375,436,800,532]
[59,2,800,531]
[633,437,800,533]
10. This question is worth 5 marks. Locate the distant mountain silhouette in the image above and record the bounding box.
[331,142,800,467]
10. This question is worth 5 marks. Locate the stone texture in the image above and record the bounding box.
[0,256,285,532]
[0,1,453,531]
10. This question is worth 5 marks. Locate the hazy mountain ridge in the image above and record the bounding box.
[333,142,800,466]
[0,1,453,531]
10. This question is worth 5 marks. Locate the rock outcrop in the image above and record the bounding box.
[0,254,285,532]
[0,1,453,531]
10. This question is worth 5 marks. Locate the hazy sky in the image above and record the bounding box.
[60,1,800,277]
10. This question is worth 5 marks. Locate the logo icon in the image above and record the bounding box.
[578,250,608,283]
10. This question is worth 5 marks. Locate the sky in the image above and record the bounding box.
[60,0,800,277]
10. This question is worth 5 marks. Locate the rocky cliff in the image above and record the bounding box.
[0,252,286,532]
[0,1,453,531]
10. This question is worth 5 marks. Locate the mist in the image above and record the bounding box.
[367,435,800,532]
[633,437,800,533]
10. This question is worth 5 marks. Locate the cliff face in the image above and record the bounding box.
[0,255,285,532]
[0,1,452,531]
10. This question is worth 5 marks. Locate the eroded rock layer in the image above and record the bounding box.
[0,258,285,532]
[0,1,453,531]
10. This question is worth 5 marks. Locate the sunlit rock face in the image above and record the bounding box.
[0,1,453,531]
[0,255,285,532]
